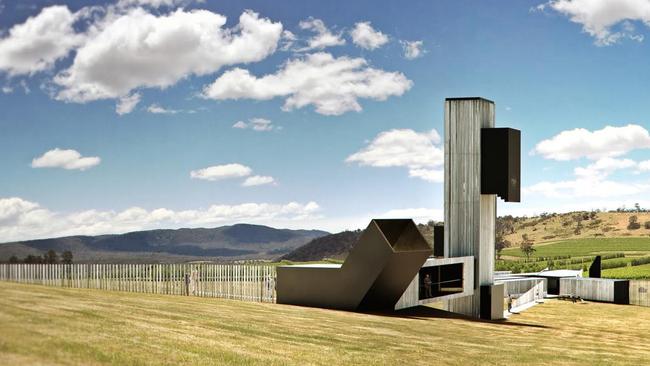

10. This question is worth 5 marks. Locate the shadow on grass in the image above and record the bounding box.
[361,305,552,329]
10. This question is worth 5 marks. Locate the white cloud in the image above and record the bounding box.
[190,163,276,187]
[400,40,424,59]
[0,5,85,76]
[232,121,248,129]
[0,196,321,242]
[117,0,189,8]
[525,177,650,198]
[31,148,101,171]
[533,124,650,161]
[350,22,388,50]
[639,160,650,171]
[54,9,283,105]
[190,163,252,181]
[232,117,276,131]
[147,103,179,114]
[242,175,275,187]
[526,156,649,199]
[297,17,345,51]
[574,157,637,179]
[2,86,12,94]
[115,92,141,115]
[346,129,443,182]
[542,0,650,45]
[280,30,297,51]
[408,168,444,183]
[203,52,413,116]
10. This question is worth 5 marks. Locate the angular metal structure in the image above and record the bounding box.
[481,127,521,202]
[276,219,432,311]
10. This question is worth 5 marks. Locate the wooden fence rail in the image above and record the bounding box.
[0,263,276,303]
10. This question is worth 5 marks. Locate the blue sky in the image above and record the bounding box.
[2,0,650,241]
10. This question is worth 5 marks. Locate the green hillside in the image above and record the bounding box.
[498,212,650,277]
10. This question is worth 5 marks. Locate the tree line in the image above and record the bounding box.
[7,250,73,264]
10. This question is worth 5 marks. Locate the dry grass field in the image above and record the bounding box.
[1,282,649,365]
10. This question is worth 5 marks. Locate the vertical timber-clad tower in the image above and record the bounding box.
[444,98,496,317]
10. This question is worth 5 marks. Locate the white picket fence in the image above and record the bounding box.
[0,263,276,303]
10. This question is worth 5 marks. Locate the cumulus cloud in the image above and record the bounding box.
[242,175,275,187]
[117,0,190,8]
[541,0,650,45]
[525,155,650,198]
[115,92,141,115]
[203,52,412,115]
[525,177,650,198]
[0,196,320,242]
[232,117,276,131]
[54,9,283,104]
[528,126,650,199]
[279,30,297,51]
[400,40,424,59]
[350,22,389,50]
[147,103,179,114]
[639,160,650,171]
[232,121,248,129]
[346,129,443,182]
[31,148,101,171]
[190,163,252,181]
[573,157,637,179]
[0,5,85,76]
[297,17,345,51]
[533,124,650,161]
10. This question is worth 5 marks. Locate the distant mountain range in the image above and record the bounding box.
[0,224,329,263]
[280,230,363,262]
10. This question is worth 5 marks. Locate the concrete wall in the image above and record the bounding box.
[498,277,547,298]
[560,277,629,304]
[630,280,650,307]
[394,256,474,310]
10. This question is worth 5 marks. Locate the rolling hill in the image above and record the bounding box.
[0,224,328,263]
[498,211,650,246]
[280,222,436,262]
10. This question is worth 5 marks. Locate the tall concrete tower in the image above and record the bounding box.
[444,97,520,318]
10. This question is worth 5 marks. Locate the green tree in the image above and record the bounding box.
[61,251,73,265]
[495,233,511,260]
[520,234,535,261]
[628,215,641,230]
[23,255,43,264]
[8,255,19,264]
[44,250,58,264]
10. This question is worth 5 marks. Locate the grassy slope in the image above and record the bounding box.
[502,237,650,258]
[2,282,650,365]
[601,263,650,279]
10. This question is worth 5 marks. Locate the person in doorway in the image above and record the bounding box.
[423,274,433,298]
[508,294,513,312]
